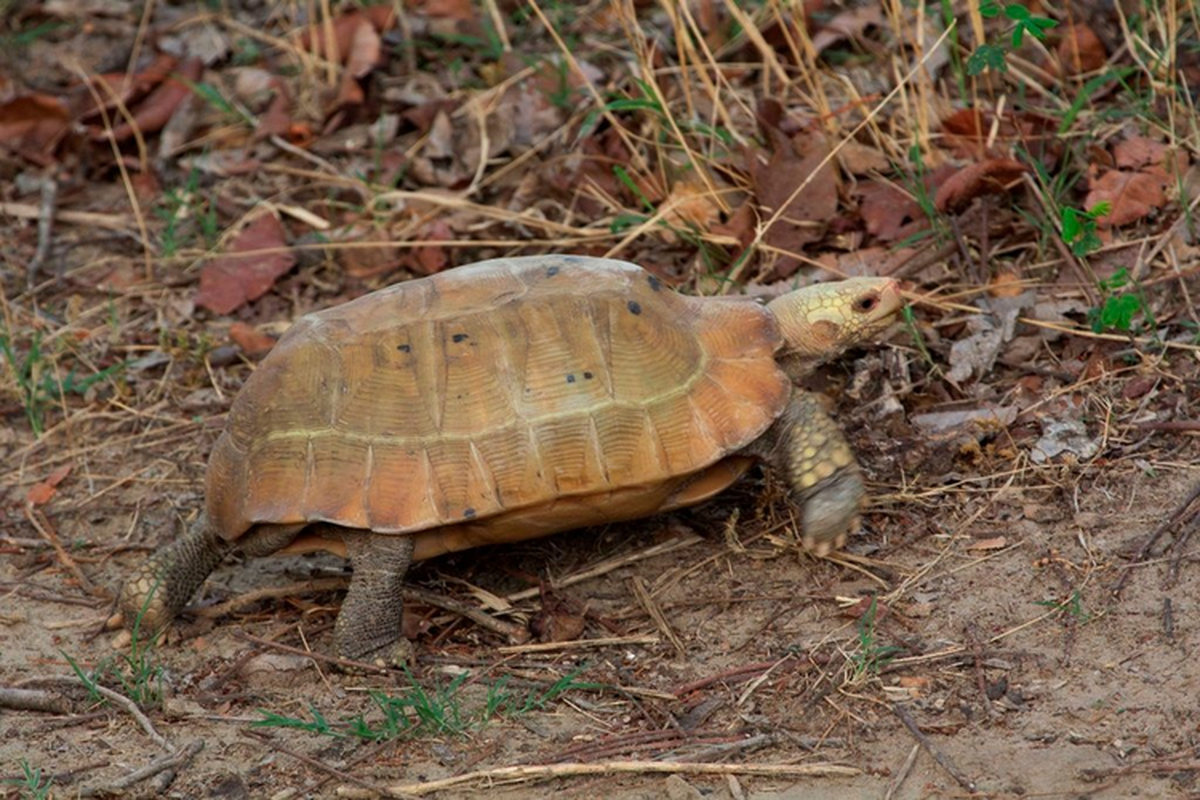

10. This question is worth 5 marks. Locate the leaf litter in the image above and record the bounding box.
[0,2,1198,798]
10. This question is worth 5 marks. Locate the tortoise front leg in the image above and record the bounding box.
[757,390,864,555]
[334,532,415,667]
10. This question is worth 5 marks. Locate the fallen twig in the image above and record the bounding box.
[77,739,203,797]
[231,631,390,674]
[191,578,531,643]
[0,686,70,714]
[366,760,860,797]
[27,173,58,290]
[496,634,659,655]
[18,676,171,752]
[504,534,703,603]
[1111,481,1200,596]
[25,504,102,597]
[892,702,977,794]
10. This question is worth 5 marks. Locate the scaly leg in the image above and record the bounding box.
[754,390,864,555]
[119,517,302,635]
[334,532,415,667]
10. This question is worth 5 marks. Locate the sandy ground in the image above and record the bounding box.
[4,410,1198,798]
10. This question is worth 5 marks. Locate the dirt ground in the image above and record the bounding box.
[4,1,1200,798]
[4,367,1199,798]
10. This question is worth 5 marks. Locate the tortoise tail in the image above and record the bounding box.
[118,513,229,636]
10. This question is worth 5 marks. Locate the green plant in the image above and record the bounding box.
[1035,588,1092,623]
[1087,267,1156,336]
[850,603,892,679]
[967,3,1058,76]
[62,580,164,709]
[0,331,126,437]
[1061,200,1110,257]
[5,760,52,800]
[156,166,220,257]
[254,666,599,742]
[850,597,901,681]
[894,144,949,247]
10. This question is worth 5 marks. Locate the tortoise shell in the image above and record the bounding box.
[206,256,789,558]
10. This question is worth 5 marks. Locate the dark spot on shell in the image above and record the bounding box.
[562,255,584,262]
[397,343,411,353]
[546,265,560,277]
[566,374,576,384]
[584,371,594,380]
[464,507,476,519]
[627,300,642,315]
[452,333,469,343]
[648,274,662,291]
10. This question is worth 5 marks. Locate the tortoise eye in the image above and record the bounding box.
[856,294,879,313]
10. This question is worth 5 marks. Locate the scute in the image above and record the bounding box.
[206,256,789,542]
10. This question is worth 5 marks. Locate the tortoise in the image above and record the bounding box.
[119,255,901,665]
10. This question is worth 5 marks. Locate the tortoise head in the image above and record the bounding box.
[766,276,903,367]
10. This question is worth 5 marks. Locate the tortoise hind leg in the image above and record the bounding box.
[119,518,304,636]
[756,390,864,555]
[119,513,230,635]
[333,532,415,667]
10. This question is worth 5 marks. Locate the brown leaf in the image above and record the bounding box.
[1057,23,1106,75]
[339,227,401,278]
[858,165,958,242]
[935,158,1027,213]
[967,536,1008,551]
[755,128,838,278]
[811,6,883,53]
[422,0,476,20]
[988,271,1026,298]
[1112,136,1172,171]
[1085,170,1167,227]
[531,611,586,643]
[197,213,296,314]
[0,95,70,164]
[228,322,277,357]
[26,464,72,506]
[298,8,397,62]
[75,53,179,120]
[103,58,204,142]
[403,220,453,276]
[335,14,384,107]
[940,109,1060,164]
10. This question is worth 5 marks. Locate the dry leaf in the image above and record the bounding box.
[837,140,890,176]
[0,94,70,164]
[663,178,722,231]
[102,57,204,142]
[1085,170,1167,228]
[228,322,277,357]
[26,464,72,506]
[935,158,1027,213]
[197,213,296,314]
[754,126,838,278]
[1057,23,1106,75]
[811,6,883,53]
[298,7,397,62]
[1112,136,1177,171]
[967,536,1008,551]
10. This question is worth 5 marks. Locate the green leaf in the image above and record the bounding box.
[980,1,1002,18]
[1030,17,1059,35]
[1004,4,1030,21]
[967,44,1008,75]
[1100,293,1142,331]
[1087,200,1113,219]
[1061,207,1081,242]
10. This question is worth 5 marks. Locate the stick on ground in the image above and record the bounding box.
[365,760,861,797]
